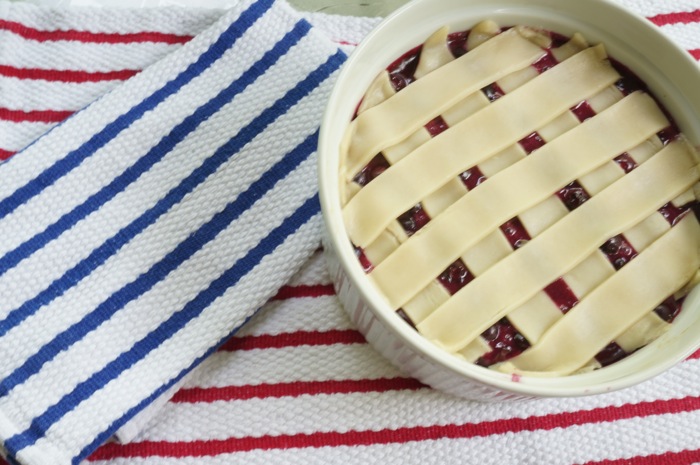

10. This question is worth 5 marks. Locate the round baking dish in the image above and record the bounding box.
[318,0,700,400]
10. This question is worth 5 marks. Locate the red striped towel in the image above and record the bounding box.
[0,1,699,464]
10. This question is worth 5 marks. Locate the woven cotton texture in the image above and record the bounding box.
[0,0,700,465]
[0,0,345,463]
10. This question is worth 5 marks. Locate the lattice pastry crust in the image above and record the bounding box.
[340,22,700,376]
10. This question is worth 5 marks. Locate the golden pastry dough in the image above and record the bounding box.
[372,92,669,308]
[345,45,620,247]
[417,140,699,352]
[501,214,700,374]
[340,22,700,376]
[342,27,548,179]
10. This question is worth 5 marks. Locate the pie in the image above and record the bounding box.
[339,21,700,376]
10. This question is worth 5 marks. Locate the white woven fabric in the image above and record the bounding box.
[0,1,348,463]
[0,1,699,465]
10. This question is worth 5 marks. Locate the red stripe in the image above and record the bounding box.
[578,448,700,465]
[171,377,425,403]
[0,148,15,161]
[0,107,72,123]
[0,64,138,83]
[271,283,335,300]
[690,49,700,60]
[0,18,192,44]
[219,327,700,359]
[88,395,700,460]
[648,10,700,26]
[0,13,695,46]
[218,329,365,351]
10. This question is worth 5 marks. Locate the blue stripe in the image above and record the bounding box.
[0,53,342,389]
[6,194,321,456]
[0,125,321,398]
[0,0,273,219]
[0,51,342,399]
[0,20,311,279]
[0,31,341,341]
[71,293,269,464]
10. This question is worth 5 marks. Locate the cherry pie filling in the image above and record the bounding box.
[341,22,700,376]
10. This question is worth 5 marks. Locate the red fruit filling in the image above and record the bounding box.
[387,45,421,91]
[437,259,475,295]
[500,217,530,250]
[354,246,374,273]
[601,235,638,270]
[571,101,597,122]
[544,278,579,313]
[613,153,638,173]
[353,153,390,187]
[659,202,690,226]
[477,318,531,367]
[482,83,506,102]
[425,116,449,137]
[532,50,558,74]
[519,132,546,154]
[446,31,469,57]
[658,125,681,145]
[460,166,488,191]
[654,296,682,323]
[398,204,431,236]
[595,341,628,366]
[557,180,590,210]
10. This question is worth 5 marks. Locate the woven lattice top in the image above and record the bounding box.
[340,21,700,376]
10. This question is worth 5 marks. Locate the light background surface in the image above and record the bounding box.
[8,0,410,16]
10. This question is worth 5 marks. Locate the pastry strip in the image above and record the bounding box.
[417,140,700,351]
[356,71,395,115]
[342,27,547,177]
[344,45,620,247]
[414,26,454,79]
[502,214,700,375]
[615,312,669,353]
[371,92,667,308]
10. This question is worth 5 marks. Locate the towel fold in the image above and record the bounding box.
[0,1,344,463]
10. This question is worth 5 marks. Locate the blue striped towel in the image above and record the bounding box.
[0,0,345,463]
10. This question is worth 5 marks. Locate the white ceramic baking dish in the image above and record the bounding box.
[318,0,700,400]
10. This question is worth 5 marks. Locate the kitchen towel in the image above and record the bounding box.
[0,0,347,463]
[2,1,700,465]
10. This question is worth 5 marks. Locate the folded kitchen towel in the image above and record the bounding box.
[0,0,345,463]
